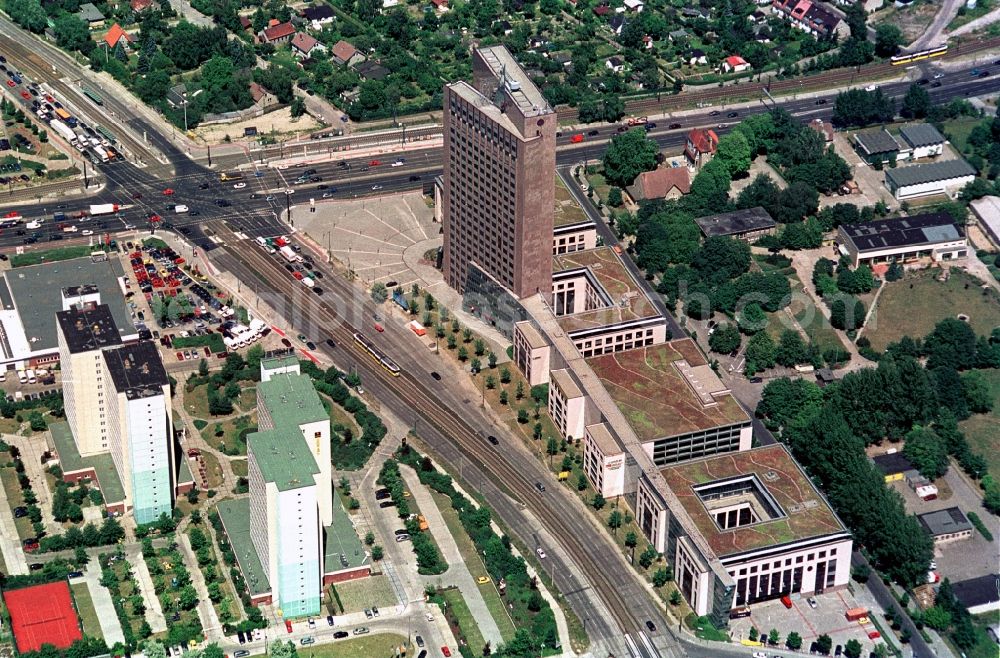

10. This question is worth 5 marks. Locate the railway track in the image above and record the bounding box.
[216,224,642,635]
[556,35,1000,120]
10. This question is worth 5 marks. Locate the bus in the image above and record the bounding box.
[54,108,72,121]
[353,333,401,376]
[219,172,244,182]
[82,87,104,105]
[890,44,948,66]
[96,125,117,145]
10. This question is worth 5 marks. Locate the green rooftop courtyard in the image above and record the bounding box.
[216,498,270,596]
[660,445,846,557]
[49,422,125,504]
[587,339,749,441]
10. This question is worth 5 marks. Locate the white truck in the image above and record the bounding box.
[49,119,77,144]
[90,204,120,216]
[174,205,189,214]
[279,245,302,263]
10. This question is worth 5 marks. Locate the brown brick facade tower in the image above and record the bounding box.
[442,46,556,300]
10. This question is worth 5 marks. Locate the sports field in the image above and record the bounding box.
[3,581,83,652]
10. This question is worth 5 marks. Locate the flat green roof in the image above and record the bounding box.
[215,498,270,596]
[261,355,299,370]
[1,256,132,352]
[49,422,125,504]
[324,496,368,573]
[248,428,319,491]
[257,372,328,428]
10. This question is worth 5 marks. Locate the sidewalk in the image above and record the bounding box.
[124,543,168,634]
[401,465,504,648]
[82,561,126,646]
[178,527,224,640]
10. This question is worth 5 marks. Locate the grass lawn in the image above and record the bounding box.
[10,245,96,268]
[788,276,846,354]
[964,614,1000,658]
[942,117,986,155]
[237,386,256,412]
[865,269,1000,351]
[70,582,103,640]
[230,459,248,478]
[959,369,1000,480]
[429,491,517,642]
[200,451,226,490]
[438,587,486,656]
[172,333,225,354]
[200,413,255,456]
[278,633,409,657]
[0,468,31,539]
[329,576,397,614]
[184,385,213,420]
[584,171,613,206]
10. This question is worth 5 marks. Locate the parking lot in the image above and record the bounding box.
[295,191,438,290]
[731,589,885,657]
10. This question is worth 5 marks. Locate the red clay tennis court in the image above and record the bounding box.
[3,581,82,653]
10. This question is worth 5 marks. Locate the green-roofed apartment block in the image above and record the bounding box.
[220,358,369,615]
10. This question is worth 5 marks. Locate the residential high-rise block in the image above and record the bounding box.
[441,45,557,300]
[56,304,174,522]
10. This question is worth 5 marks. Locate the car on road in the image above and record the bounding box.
[82,229,93,235]
[931,81,942,87]
[371,185,383,190]
[536,547,546,559]
[198,183,210,189]
[322,192,335,198]
[333,631,349,639]
[234,652,249,658]
[587,129,599,136]
[814,99,827,105]
[476,576,490,585]
[415,635,424,648]
[753,652,768,658]
[709,110,720,116]
[233,182,246,189]
[364,608,373,619]
[933,72,945,79]
[749,376,763,384]
[979,70,990,78]
[441,647,452,657]
[374,322,384,332]
[5,80,14,88]
[570,134,584,143]
[285,620,293,633]
[300,637,315,646]
[307,618,316,629]
[325,615,335,626]
[163,188,174,195]
[727,111,739,118]
[487,435,499,445]
[306,341,317,350]
[19,91,30,100]
[285,188,294,195]
[668,122,682,129]
[353,627,369,635]
[325,338,337,348]
[971,68,981,76]
[369,159,383,166]
[807,597,818,609]
[297,334,308,343]
[372,607,379,617]
[535,482,545,493]
[390,161,404,167]
[645,620,657,633]
[379,500,395,508]
[408,175,422,181]
[430,371,442,381]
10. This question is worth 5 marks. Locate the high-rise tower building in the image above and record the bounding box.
[441,45,556,300]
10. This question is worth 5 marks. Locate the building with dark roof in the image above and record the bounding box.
[301,3,335,26]
[355,60,389,80]
[871,452,912,482]
[951,574,1000,615]
[55,304,122,354]
[104,341,169,399]
[885,158,977,200]
[694,207,777,243]
[836,213,968,267]
[898,124,945,159]
[853,129,906,165]
[917,507,973,544]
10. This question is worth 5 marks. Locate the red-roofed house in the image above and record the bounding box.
[721,55,751,73]
[331,40,362,66]
[259,21,295,44]
[249,82,279,110]
[593,3,611,15]
[291,32,325,58]
[239,15,253,31]
[627,166,691,201]
[809,118,834,142]
[130,0,154,12]
[431,0,450,12]
[684,128,719,169]
[103,24,134,49]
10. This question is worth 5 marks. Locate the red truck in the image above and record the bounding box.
[845,608,869,622]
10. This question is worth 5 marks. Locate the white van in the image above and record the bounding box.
[255,237,267,248]
[17,370,27,384]
[26,368,36,384]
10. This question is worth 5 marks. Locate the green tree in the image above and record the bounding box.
[371,545,384,561]
[53,14,94,54]
[737,303,768,334]
[874,24,904,57]
[845,0,867,39]
[901,83,931,119]
[903,426,949,479]
[844,638,862,658]
[786,632,802,650]
[607,187,623,207]
[592,493,606,511]
[832,89,896,128]
[709,324,741,354]
[608,509,623,534]
[370,282,388,304]
[601,128,660,187]
[651,568,670,587]
[745,331,777,375]
[775,330,808,367]
[768,629,780,646]
[816,634,833,655]
[714,130,752,177]
[922,605,951,630]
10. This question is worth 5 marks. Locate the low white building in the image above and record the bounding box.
[836,213,968,268]
[970,195,1000,248]
[898,124,945,160]
[884,159,977,200]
